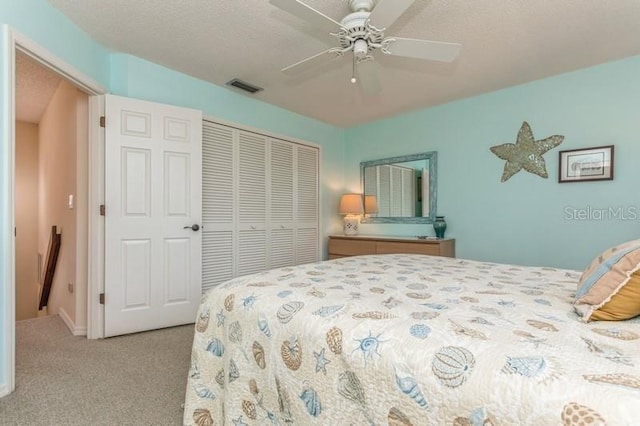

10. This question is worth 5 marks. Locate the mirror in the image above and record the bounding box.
[361,152,437,224]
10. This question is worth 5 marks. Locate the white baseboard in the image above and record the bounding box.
[0,383,10,398]
[58,308,87,336]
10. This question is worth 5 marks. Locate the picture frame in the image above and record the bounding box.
[558,145,614,183]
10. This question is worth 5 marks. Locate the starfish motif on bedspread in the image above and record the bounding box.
[216,309,226,327]
[232,415,248,426]
[490,121,564,182]
[314,347,330,374]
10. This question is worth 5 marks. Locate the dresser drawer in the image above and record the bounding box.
[328,238,376,256]
[376,241,441,256]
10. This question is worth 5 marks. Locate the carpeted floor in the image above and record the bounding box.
[0,315,194,426]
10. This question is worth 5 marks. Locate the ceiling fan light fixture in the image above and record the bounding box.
[353,39,369,58]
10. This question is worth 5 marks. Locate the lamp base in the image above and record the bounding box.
[343,215,360,235]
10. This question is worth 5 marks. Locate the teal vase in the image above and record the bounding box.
[433,216,447,239]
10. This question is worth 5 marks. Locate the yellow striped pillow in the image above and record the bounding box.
[574,239,640,322]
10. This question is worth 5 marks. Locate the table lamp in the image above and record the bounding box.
[339,193,364,235]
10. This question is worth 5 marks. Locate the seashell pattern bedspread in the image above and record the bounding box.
[184,254,640,425]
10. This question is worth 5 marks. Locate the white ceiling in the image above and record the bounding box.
[16,52,62,124]
[48,0,640,128]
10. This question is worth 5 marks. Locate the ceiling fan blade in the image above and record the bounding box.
[368,0,416,30]
[282,48,345,75]
[356,59,381,95]
[382,37,461,62]
[270,0,344,34]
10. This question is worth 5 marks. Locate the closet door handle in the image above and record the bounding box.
[184,224,200,232]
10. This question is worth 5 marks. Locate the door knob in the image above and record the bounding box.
[184,224,200,231]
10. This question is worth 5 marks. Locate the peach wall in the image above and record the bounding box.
[38,80,77,323]
[15,121,39,321]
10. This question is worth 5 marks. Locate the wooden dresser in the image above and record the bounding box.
[328,235,455,259]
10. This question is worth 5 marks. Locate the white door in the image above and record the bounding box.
[104,95,202,337]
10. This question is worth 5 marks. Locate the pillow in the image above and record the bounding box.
[574,239,640,322]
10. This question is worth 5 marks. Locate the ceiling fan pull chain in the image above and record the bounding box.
[351,55,358,84]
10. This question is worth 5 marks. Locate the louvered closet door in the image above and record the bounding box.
[390,166,403,217]
[202,122,235,292]
[401,167,414,217]
[295,145,319,265]
[378,165,391,217]
[238,131,268,276]
[269,139,295,269]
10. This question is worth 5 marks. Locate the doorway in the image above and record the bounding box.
[14,51,89,330]
[1,28,106,397]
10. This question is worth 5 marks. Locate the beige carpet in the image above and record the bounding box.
[0,315,194,426]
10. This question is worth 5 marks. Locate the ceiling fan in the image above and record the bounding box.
[270,0,462,94]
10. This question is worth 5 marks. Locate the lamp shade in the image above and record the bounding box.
[339,193,364,215]
[364,195,378,214]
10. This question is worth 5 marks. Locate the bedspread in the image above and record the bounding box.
[184,254,640,425]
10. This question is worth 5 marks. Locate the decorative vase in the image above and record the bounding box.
[433,216,447,239]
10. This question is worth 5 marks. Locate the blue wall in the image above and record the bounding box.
[346,56,640,270]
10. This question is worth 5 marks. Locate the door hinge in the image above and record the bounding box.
[99,116,106,128]
[99,293,105,305]
[100,204,105,216]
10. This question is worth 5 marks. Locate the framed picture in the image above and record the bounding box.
[558,145,614,183]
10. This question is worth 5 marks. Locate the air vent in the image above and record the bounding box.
[226,78,263,94]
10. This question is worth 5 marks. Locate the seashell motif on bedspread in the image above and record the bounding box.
[395,371,428,408]
[214,369,224,388]
[194,384,216,400]
[410,311,440,320]
[326,327,343,355]
[449,320,487,340]
[224,294,234,312]
[249,378,259,395]
[388,407,414,425]
[274,376,293,422]
[281,336,303,370]
[583,373,640,390]
[206,338,224,357]
[299,385,322,417]
[228,359,239,383]
[337,370,366,407]
[252,341,266,369]
[352,311,397,320]
[502,356,547,378]
[526,319,558,332]
[307,287,326,298]
[432,346,475,388]
[193,408,214,426]
[406,292,432,300]
[313,305,344,318]
[228,321,242,343]
[242,400,257,420]
[277,301,305,323]
[196,310,210,333]
[409,324,431,339]
[591,328,639,341]
[561,402,607,426]
[257,314,272,338]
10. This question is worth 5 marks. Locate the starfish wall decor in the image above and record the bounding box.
[490,121,564,182]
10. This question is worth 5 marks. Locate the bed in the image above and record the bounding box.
[183,254,640,425]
